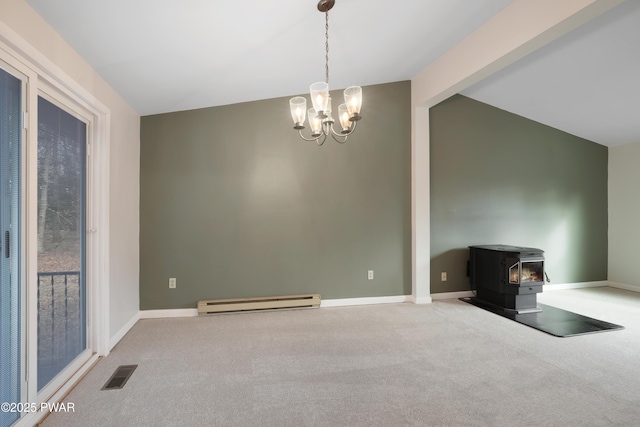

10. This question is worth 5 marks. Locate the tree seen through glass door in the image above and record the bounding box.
[37,96,86,391]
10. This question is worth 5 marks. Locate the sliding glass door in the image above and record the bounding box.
[2,34,100,427]
[36,96,87,391]
[0,65,23,427]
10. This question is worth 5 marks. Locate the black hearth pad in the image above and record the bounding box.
[460,297,624,337]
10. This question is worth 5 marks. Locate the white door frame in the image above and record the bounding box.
[1,22,111,426]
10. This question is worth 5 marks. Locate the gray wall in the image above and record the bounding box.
[609,140,640,288]
[140,81,411,309]
[430,95,608,293]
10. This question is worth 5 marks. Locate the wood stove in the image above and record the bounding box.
[468,245,545,313]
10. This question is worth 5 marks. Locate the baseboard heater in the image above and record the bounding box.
[197,294,321,315]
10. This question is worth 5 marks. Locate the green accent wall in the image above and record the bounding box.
[430,94,608,293]
[140,81,411,309]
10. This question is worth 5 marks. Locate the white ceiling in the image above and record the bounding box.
[25,0,639,147]
[461,0,640,147]
[25,0,511,114]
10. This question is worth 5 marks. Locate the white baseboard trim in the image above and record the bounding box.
[320,295,412,307]
[108,311,141,352]
[139,308,199,319]
[431,290,474,300]
[430,282,610,301]
[132,282,622,321]
[138,297,414,317]
[544,281,608,291]
[608,281,640,293]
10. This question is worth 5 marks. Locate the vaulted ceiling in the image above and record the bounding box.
[26,0,639,146]
[462,0,640,147]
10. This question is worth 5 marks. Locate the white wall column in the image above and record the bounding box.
[412,106,431,304]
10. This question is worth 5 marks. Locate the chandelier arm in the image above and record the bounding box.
[349,119,358,134]
[329,132,348,144]
[328,123,343,137]
[327,123,348,143]
[315,131,328,146]
[297,129,323,142]
[328,120,358,138]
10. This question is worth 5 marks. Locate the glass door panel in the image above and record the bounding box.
[508,262,519,284]
[37,96,86,391]
[521,261,544,283]
[0,66,22,427]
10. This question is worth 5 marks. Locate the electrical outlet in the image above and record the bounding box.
[368,270,374,280]
[441,272,447,282]
[169,278,176,289]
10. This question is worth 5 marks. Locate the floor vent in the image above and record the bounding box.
[198,294,321,315]
[101,365,137,390]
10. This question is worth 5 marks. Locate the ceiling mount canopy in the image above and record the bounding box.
[289,0,363,146]
[317,0,335,12]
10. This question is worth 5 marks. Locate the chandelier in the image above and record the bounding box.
[289,0,363,145]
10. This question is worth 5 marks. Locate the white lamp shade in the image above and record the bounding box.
[310,82,329,113]
[308,108,322,135]
[290,97,307,125]
[344,86,362,116]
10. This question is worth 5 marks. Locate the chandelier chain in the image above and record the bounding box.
[325,11,329,84]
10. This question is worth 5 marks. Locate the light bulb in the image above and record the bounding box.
[338,103,351,132]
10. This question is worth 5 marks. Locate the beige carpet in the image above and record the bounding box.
[40,287,640,426]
